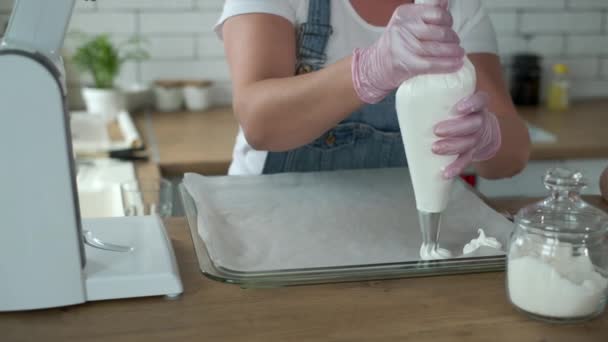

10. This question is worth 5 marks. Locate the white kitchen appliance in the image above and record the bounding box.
[0,0,182,312]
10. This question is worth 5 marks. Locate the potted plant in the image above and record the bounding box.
[71,33,148,120]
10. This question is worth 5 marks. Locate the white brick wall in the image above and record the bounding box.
[139,13,219,34]
[483,0,608,100]
[521,12,602,34]
[567,0,608,9]
[69,12,137,34]
[483,0,566,9]
[145,36,196,59]
[0,0,606,107]
[567,35,608,55]
[139,60,229,83]
[97,0,195,10]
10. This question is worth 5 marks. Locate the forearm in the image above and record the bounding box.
[473,113,530,179]
[234,57,363,151]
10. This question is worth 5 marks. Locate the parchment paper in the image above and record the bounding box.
[183,168,515,273]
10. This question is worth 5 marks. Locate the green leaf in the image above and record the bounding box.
[70,33,149,89]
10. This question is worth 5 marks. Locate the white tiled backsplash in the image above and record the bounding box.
[0,0,606,108]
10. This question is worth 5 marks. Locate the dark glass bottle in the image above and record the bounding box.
[510,54,542,106]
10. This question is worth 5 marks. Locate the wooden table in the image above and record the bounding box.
[3,198,608,342]
[136,99,608,177]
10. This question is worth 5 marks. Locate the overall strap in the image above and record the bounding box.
[263,0,334,174]
[296,0,333,74]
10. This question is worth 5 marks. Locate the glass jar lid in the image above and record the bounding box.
[515,168,608,237]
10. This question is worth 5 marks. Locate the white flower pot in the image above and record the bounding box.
[81,87,125,121]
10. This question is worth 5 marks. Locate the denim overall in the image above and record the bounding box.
[262,0,407,174]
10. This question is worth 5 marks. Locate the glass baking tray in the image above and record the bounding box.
[179,179,508,289]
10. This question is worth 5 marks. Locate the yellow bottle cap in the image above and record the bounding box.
[554,63,568,75]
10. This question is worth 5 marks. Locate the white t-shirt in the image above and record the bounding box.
[215,0,498,175]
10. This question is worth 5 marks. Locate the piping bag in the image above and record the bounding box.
[396,0,477,260]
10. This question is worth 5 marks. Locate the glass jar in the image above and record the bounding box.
[507,168,608,323]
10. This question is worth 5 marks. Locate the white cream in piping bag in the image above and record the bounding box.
[397,58,476,215]
[396,54,476,262]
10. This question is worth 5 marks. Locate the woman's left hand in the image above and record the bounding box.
[432,91,502,179]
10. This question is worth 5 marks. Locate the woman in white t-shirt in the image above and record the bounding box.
[216,0,530,177]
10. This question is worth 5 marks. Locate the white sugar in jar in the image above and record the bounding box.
[506,168,608,323]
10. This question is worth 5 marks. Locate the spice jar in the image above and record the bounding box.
[153,80,184,112]
[547,63,570,112]
[507,168,608,323]
[183,80,213,112]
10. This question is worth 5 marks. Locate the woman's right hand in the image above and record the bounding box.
[352,0,465,104]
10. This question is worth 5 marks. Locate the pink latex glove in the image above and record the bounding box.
[352,0,465,104]
[432,91,502,179]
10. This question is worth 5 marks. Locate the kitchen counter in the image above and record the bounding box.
[6,106,605,340]
[520,99,608,160]
[4,149,608,340]
[3,195,608,341]
[134,108,238,177]
[136,99,608,176]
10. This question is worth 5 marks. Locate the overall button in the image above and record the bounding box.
[297,64,313,75]
[325,132,336,146]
